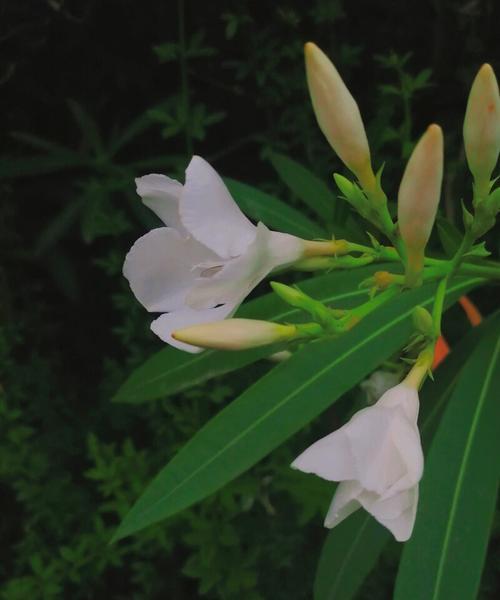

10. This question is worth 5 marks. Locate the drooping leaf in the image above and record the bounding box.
[225,178,325,239]
[112,277,480,541]
[394,312,500,600]
[312,316,491,600]
[113,266,388,404]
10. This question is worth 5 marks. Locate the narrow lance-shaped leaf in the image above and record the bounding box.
[268,151,335,224]
[224,177,325,239]
[112,277,480,542]
[313,315,493,600]
[113,265,389,404]
[394,312,500,600]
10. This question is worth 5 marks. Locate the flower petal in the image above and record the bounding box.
[361,485,419,542]
[381,418,423,496]
[180,156,257,258]
[136,174,186,233]
[291,428,355,482]
[344,406,408,494]
[187,222,302,310]
[324,481,363,528]
[150,303,236,353]
[377,383,419,422]
[123,227,218,312]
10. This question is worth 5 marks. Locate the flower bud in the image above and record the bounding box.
[172,319,296,351]
[270,282,339,329]
[305,42,374,187]
[412,306,434,338]
[463,64,500,193]
[398,124,443,285]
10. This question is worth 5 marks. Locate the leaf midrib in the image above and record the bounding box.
[431,333,500,599]
[125,278,476,529]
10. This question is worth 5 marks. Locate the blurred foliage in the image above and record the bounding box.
[0,0,499,597]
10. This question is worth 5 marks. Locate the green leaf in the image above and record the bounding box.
[394,313,500,600]
[312,316,490,600]
[112,277,479,541]
[268,151,334,223]
[224,178,325,239]
[113,266,388,404]
[67,99,104,156]
[314,511,389,600]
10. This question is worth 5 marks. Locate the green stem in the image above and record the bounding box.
[431,231,475,338]
[349,286,400,322]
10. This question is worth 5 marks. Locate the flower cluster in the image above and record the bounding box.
[124,41,499,541]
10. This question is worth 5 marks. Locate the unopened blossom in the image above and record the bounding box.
[398,124,443,285]
[172,319,298,351]
[304,42,374,190]
[292,382,423,542]
[123,156,306,352]
[463,64,500,193]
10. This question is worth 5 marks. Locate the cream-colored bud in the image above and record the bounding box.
[398,124,443,284]
[463,64,500,191]
[305,42,374,187]
[172,319,296,351]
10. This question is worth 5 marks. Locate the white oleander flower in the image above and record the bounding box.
[123,156,305,352]
[292,382,423,542]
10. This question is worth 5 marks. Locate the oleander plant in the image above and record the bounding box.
[112,41,500,598]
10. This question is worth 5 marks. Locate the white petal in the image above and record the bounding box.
[362,485,419,542]
[381,417,423,496]
[123,227,219,312]
[377,383,419,422]
[187,222,298,311]
[324,481,363,528]
[344,406,408,494]
[291,428,355,482]
[150,304,237,353]
[136,174,186,233]
[180,156,257,258]
[267,230,305,267]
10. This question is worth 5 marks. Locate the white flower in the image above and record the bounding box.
[292,383,423,542]
[123,156,305,353]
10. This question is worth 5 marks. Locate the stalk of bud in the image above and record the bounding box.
[463,64,500,197]
[398,124,444,287]
[304,42,375,190]
[172,319,314,351]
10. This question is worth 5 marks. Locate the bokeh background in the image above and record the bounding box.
[1,1,499,598]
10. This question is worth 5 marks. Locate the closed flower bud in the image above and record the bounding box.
[463,64,500,193]
[305,42,374,188]
[398,124,443,285]
[172,319,296,351]
[412,306,434,338]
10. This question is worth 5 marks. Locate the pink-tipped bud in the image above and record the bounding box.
[463,64,500,190]
[398,125,444,283]
[172,319,296,351]
[304,42,373,186]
